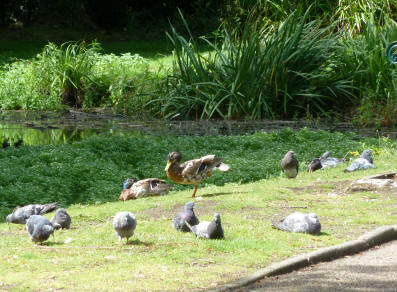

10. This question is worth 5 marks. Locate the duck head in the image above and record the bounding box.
[165,151,182,171]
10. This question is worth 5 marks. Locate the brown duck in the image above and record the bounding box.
[165,151,231,197]
[119,178,173,201]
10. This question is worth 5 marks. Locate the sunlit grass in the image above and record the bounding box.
[0,149,396,291]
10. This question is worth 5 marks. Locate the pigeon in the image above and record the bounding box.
[122,177,138,190]
[6,202,60,224]
[319,151,342,169]
[172,201,200,232]
[113,211,137,244]
[26,215,55,244]
[344,149,374,172]
[185,213,224,239]
[119,178,173,201]
[281,150,299,178]
[50,208,71,229]
[272,212,321,234]
[307,158,322,172]
[165,151,231,197]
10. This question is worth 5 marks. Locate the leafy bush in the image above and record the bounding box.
[0,42,166,113]
[91,53,166,114]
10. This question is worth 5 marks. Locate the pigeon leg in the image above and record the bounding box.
[118,236,122,245]
[192,185,198,198]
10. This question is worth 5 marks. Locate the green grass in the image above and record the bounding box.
[1,128,394,220]
[0,141,396,291]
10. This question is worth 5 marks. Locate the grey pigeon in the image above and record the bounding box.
[344,149,374,172]
[26,215,55,243]
[319,151,342,169]
[185,213,224,239]
[307,158,322,172]
[6,202,60,224]
[272,212,321,234]
[172,201,200,232]
[281,150,299,178]
[50,208,71,229]
[113,211,137,244]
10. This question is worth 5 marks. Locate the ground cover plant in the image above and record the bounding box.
[0,129,396,291]
[0,128,392,220]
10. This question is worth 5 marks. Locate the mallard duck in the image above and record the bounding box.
[118,178,173,201]
[165,151,231,197]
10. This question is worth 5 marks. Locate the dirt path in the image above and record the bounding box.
[236,240,397,292]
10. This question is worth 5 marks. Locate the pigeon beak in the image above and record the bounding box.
[165,160,171,171]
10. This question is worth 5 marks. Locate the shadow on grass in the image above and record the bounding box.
[200,192,240,198]
[127,239,153,246]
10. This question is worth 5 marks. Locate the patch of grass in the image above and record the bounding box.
[0,128,395,219]
[0,140,396,291]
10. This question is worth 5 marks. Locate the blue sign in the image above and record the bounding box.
[386,41,397,64]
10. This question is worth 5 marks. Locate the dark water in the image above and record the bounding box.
[1,110,396,147]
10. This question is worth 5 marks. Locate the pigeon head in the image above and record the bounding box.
[361,149,373,164]
[213,213,221,223]
[43,224,55,235]
[307,213,321,234]
[184,201,195,211]
[308,213,318,220]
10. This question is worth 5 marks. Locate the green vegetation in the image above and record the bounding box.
[0,42,167,113]
[1,128,395,220]
[161,10,353,119]
[0,2,396,124]
[0,129,396,291]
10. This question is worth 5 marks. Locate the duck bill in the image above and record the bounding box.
[165,160,171,171]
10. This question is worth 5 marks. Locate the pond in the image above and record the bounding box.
[1,110,396,147]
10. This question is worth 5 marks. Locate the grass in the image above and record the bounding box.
[1,128,393,219]
[0,144,396,291]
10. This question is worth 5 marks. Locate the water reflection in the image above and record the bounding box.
[0,110,396,147]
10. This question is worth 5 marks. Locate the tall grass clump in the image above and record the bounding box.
[41,41,100,107]
[338,16,397,126]
[160,8,353,119]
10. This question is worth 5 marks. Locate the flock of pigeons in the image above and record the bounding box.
[5,149,374,244]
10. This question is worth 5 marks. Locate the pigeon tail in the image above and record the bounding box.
[41,202,60,214]
[271,220,288,231]
[184,220,198,237]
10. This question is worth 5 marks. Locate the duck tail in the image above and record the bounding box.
[217,162,232,172]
